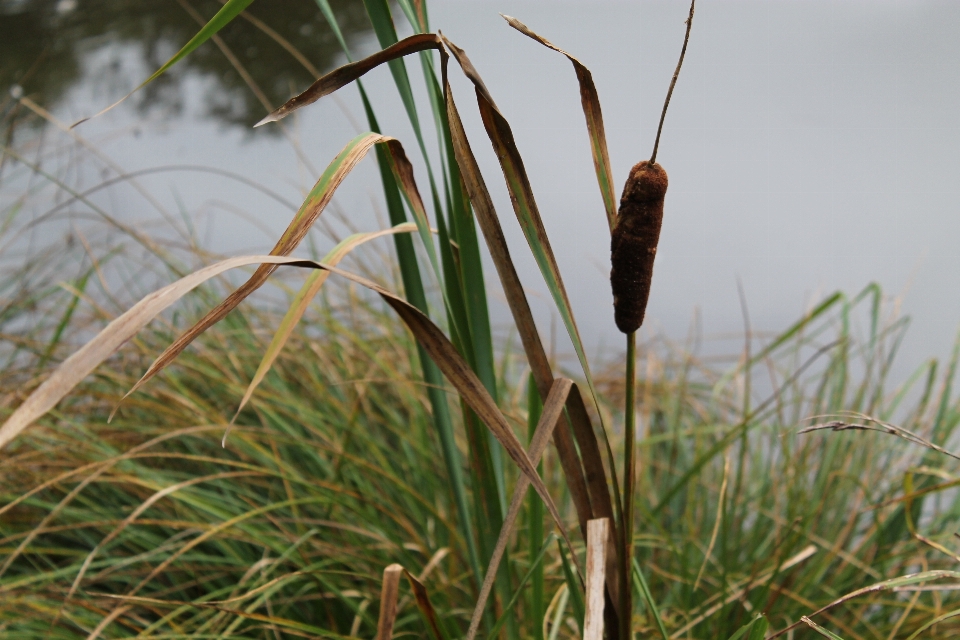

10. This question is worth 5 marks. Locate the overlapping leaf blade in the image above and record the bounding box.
[230,223,418,430]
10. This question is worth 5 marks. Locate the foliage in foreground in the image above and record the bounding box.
[3,248,960,639]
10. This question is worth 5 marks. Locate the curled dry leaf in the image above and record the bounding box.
[501,14,617,232]
[256,33,443,127]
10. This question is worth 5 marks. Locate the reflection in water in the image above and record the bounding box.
[0,0,374,128]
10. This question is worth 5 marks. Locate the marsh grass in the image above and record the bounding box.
[4,1,960,639]
[3,223,960,639]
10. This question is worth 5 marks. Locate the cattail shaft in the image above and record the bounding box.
[610,161,668,334]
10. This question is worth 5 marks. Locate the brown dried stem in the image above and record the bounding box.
[649,0,696,164]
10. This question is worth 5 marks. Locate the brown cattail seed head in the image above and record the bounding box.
[610,161,668,334]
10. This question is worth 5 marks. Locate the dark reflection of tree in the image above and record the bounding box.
[0,0,373,129]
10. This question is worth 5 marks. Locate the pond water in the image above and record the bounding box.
[3,0,960,386]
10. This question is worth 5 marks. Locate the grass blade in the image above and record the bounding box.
[123,132,387,402]
[724,615,768,640]
[501,15,617,232]
[230,223,417,431]
[465,378,573,640]
[528,375,546,640]
[713,291,843,397]
[800,617,848,640]
[558,539,586,636]
[769,570,960,639]
[632,558,669,640]
[74,0,258,125]
[484,532,557,640]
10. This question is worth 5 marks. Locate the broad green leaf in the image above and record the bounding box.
[361,0,426,148]
[75,0,258,126]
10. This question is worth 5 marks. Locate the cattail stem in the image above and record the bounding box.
[621,330,637,640]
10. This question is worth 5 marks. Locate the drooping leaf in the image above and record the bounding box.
[122,132,388,403]
[442,37,625,621]
[440,33,612,491]
[255,34,443,126]
[441,55,596,527]
[502,15,617,232]
[311,8,486,591]
[0,254,291,450]
[2,255,571,565]
[229,223,418,433]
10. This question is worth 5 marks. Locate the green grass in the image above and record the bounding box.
[3,238,960,638]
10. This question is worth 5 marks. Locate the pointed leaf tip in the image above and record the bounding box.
[253,113,277,128]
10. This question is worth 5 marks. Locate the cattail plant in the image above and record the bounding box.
[611,1,695,633]
[11,1,960,639]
